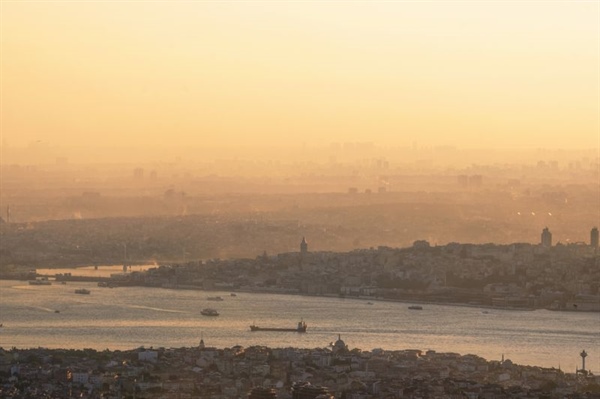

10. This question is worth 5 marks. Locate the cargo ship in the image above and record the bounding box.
[250,320,307,333]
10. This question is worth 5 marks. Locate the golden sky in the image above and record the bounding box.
[2,1,599,149]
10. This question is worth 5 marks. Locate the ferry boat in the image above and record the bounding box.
[74,288,91,295]
[250,320,307,333]
[408,305,423,310]
[201,308,220,316]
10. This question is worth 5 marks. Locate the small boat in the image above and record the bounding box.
[60,281,67,285]
[482,310,490,314]
[250,320,307,333]
[366,302,373,305]
[207,296,224,301]
[201,308,219,316]
[408,305,423,310]
[230,293,237,297]
[54,310,60,313]
[74,288,91,295]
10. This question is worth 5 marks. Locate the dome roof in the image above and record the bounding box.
[333,334,347,352]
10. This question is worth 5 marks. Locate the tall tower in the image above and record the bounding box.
[300,237,308,254]
[591,227,599,247]
[580,349,588,372]
[541,227,552,247]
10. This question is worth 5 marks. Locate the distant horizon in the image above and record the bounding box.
[3,1,599,153]
[1,141,598,165]
[2,141,600,150]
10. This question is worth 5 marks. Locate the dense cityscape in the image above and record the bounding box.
[14,228,597,312]
[1,157,598,399]
[1,339,598,399]
[3,232,599,397]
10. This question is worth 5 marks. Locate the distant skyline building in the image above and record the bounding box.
[541,227,552,247]
[591,227,599,247]
[457,174,483,188]
[133,167,144,180]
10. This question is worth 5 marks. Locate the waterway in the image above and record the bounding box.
[37,264,156,278]
[0,279,598,371]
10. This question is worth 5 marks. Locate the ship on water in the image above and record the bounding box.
[201,308,219,317]
[250,320,307,333]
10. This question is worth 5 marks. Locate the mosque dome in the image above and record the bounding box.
[332,334,347,353]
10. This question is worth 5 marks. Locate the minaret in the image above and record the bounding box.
[123,243,128,271]
[300,237,308,254]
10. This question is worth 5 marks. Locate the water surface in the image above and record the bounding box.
[0,280,597,371]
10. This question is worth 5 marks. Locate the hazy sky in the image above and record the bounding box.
[2,1,599,150]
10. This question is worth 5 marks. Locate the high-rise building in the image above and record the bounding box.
[541,227,552,247]
[133,167,144,180]
[591,227,599,247]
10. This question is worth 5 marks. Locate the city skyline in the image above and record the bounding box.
[1,3,599,393]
